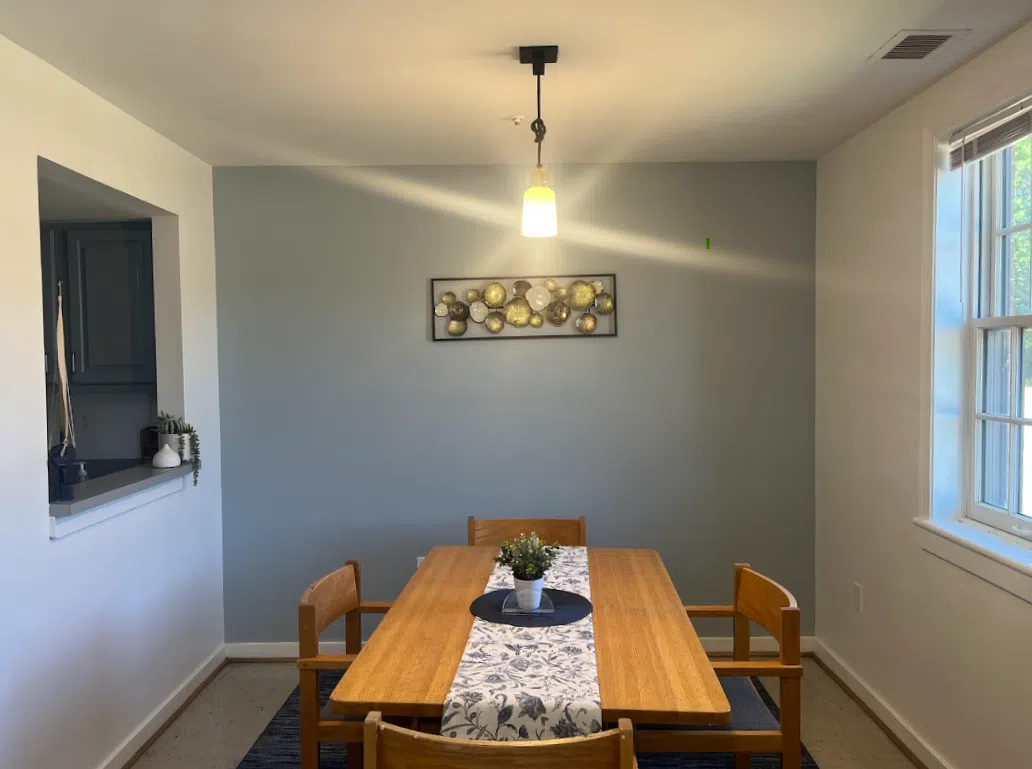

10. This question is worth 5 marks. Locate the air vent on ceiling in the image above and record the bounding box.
[869,29,969,62]
[882,34,952,59]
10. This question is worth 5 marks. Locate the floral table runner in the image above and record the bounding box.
[441,547,602,741]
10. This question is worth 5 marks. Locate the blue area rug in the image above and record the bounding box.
[237,672,818,768]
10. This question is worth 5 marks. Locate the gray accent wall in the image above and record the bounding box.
[214,163,816,641]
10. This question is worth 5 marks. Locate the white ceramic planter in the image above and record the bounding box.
[514,577,545,610]
[159,433,192,462]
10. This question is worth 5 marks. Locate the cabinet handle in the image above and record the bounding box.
[45,353,49,375]
[71,352,76,373]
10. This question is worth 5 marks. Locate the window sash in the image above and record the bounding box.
[969,500,1032,536]
[967,148,1032,532]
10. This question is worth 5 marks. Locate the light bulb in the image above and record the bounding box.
[521,166,557,238]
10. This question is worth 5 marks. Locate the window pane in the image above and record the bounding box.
[982,328,1011,415]
[1023,425,1032,519]
[980,419,1010,509]
[1023,329,1032,419]
[1004,230,1031,314]
[1006,137,1031,229]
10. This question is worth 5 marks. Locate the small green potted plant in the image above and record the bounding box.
[157,411,201,486]
[496,532,560,610]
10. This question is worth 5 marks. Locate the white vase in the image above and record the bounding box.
[152,444,182,468]
[514,577,545,610]
[159,433,192,461]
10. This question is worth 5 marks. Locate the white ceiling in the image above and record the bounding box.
[3,0,1031,166]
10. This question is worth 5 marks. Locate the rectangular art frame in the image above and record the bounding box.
[430,273,617,342]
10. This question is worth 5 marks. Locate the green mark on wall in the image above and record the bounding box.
[705,237,711,250]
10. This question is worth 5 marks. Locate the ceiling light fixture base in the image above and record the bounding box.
[519,45,559,76]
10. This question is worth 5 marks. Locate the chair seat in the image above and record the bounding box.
[638,678,779,732]
[319,702,365,723]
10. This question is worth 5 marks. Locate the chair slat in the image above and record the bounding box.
[735,568,796,642]
[365,711,634,769]
[467,515,587,546]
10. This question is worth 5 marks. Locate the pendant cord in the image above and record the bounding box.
[531,73,546,168]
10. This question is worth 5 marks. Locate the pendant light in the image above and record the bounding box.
[519,45,559,238]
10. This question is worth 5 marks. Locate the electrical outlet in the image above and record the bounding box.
[79,410,93,431]
[853,582,864,613]
[416,556,425,569]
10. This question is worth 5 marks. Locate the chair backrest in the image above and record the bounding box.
[467,516,587,547]
[298,561,361,658]
[732,563,800,664]
[364,712,635,769]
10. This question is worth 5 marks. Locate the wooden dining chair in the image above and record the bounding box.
[298,561,393,769]
[363,711,637,769]
[636,564,802,769]
[467,515,587,546]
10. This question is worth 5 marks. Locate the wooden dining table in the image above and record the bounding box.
[329,545,731,727]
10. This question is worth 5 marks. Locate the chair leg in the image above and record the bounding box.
[781,676,802,769]
[735,753,750,769]
[300,736,320,769]
[299,669,321,769]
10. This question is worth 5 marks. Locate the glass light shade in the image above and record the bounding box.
[521,167,557,238]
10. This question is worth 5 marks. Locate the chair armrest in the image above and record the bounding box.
[711,661,803,678]
[683,604,736,618]
[298,654,358,671]
[359,600,393,614]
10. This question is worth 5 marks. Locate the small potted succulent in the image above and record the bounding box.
[496,533,560,610]
[157,411,201,486]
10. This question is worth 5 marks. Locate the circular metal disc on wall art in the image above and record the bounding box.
[545,300,571,326]
[544,278,558,292]
[554,286,568,301]
[440,291,456,306]
[483,282,507,308]
[465,288,481,303]
[512,280,532,297]
[505,297,532,327]
[524,285,551,311]
[484,311,506,334]
[468,301,489,323]
[594,292,615,314]
[529,311,544,328]
[591,280,605,294]
[447,319,467,336]
[434,302,449,317]
[568,280,597,311]
[576,313,598,333]
[449,301,470,321]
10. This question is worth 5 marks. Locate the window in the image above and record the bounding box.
[968,134,1032,535]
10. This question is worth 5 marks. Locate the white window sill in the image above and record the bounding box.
[49,465,190,539]
[914,517,1032,605]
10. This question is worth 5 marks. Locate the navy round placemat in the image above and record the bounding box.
[469,589,593,627]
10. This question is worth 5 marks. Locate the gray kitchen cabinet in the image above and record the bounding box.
[41,225,156,387]
[40,229,62,386]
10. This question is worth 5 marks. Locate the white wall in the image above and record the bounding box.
[0,33,224,769]
[816,20,1032,769]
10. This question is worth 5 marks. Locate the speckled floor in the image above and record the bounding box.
[129,658,917,769]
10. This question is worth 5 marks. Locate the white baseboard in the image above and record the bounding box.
[813,639,954,769]
[225,636,817,660]
[93,645,226,769]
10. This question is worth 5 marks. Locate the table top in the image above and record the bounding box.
[329,545,730,726]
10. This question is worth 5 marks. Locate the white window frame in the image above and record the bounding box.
[967,145,1032,538]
